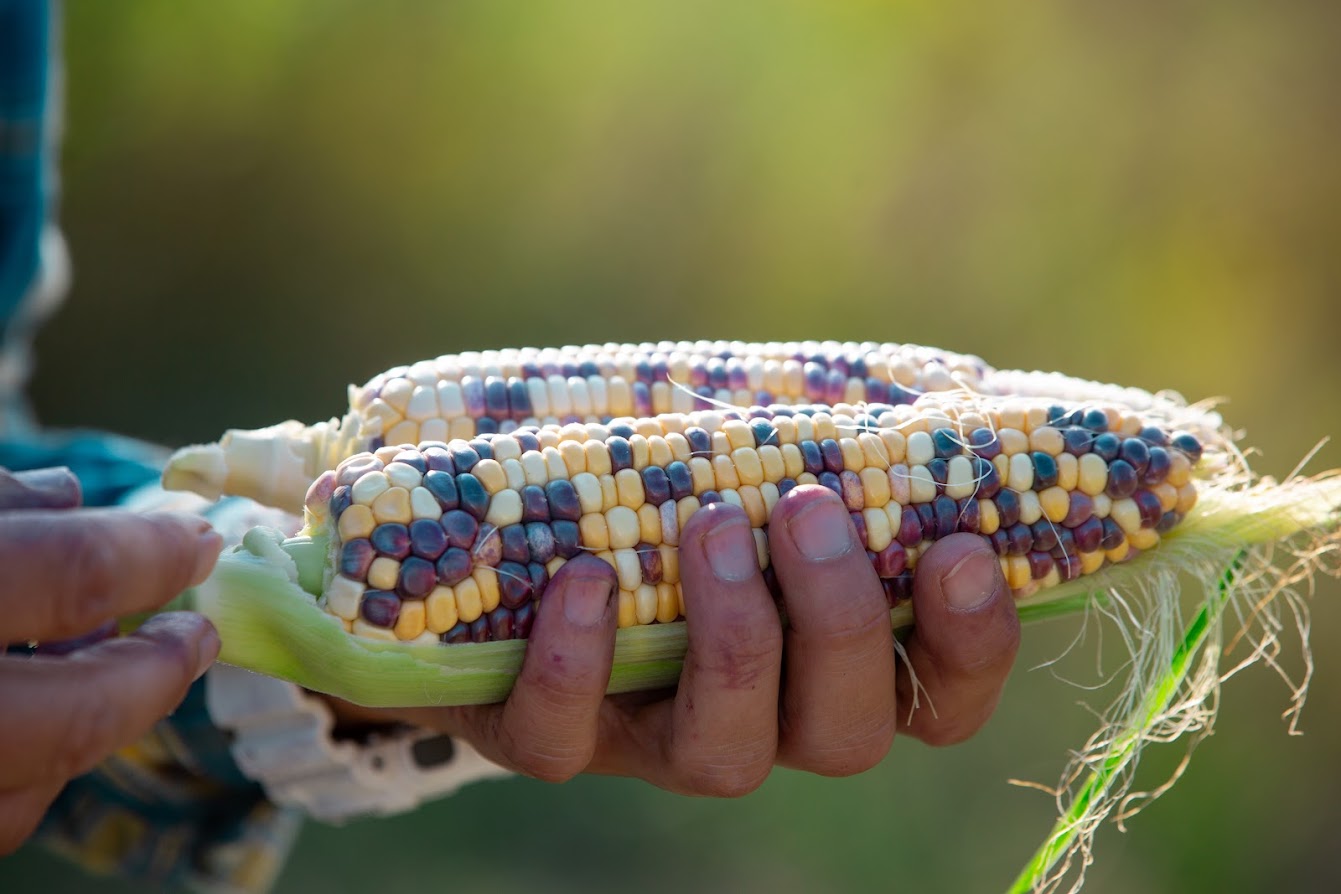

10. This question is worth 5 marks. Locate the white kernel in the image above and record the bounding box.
[351,470,391,505]
[909,465,936,503]
[945,455,975,500]
[406,385,440,421]
[436,381,465,418]
[906,431,934,466]
[323,575,364,621]
[410,486,442,520]
[485,490,524,527]
[384,461,422,490]
[1007,453,1034,492]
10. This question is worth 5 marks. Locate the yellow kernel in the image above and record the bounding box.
[773,417,798,445]
[780,444,804,478]
[1105,539,1131,563]
[1007,453,1034,491]
[579,513,609,550]
[978,499,1000,535]
[676,496,700,532]
[629,435,650,470]
[757,445,785,483]
[732,448,765,487]
[1078,454,1108,496]
[570,472,602,514]
[583,440,612,476]
[998,406,1026,432]
[660,544,680,584]
[394,599,427,641]
[1029,426,1064,456]
[1092,492,1112,518]
[997,428,1029,456]
[760,481,780,516]
[666,432,692,462]
[337,504,375,540]
[721,420,752,451]
[599,474,618,511]
[1176,483,1198,514]
[448,418,474,441]
[858,433,888,469]
[1153,482,1178,513]
[796,472,819,486]
[1024,406,1050,433]
[638,503,662,543]
[546,556,566,579]
[712,454,741,490]
[1018,490,1042,525]
[371,486,413,525]
[1039,486,1070,523]
[906,431,934,466]
[607,505,640,549]
[635,419,662,440]
[993,453,1011,483]
[1040,565,1061,590]
[536,429,561,450]
[1111,498,1141,534]
[656,582,680,623]
[878,430,907,465]
[351,620,399,643]
[884,502,902,536]
[1128,528,1160,550]
[617,590,638,628]
[839,438,865,472]
[558,441,586,476]
[688,456,715,493]
[860,467,891,507]
[607,378,632,416]
[945,455,976,500]
[592,549,616,570]
[485,489,523,527]
[1006,555,1032,590]
[323,576,364,621]
[888,464,910,504]
[630,584,657,626]
[474,459,507,494]
[812,413,837,442]
[711,431,731,457]
[473,567,500,613]
[384,420,420,447]
[368,556,400,590]
[418,418,449,443]
[864,508,893,552]
[739,485,767,528]
[614,549,642,591]
[1056,453,1078,491]
[544,447,569,480]
[380,377,414,412]
[426,586,459,633]
[909,465,936,504]
[521,451,549,486]
[1118,415,1142,437]
[490,436,522,463]
[1168,452,1193,487]
[753,528,770,570]
[615,468,646,510]
[352,470,391,505]
[1079,550,1105,576]
[649,436,673,470]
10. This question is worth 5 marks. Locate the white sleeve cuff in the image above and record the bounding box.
[204,664,513,825]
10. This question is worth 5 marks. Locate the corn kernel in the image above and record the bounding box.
[580,513,610,550]
[426,586,459,633]
[338,504,376,540]
[368,557,399,590]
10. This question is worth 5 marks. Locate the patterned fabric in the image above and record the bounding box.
[2,432,305,893]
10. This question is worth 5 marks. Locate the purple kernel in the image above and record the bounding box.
[340,539,376,579]
[928,458,949,489]
[397,557,437,600]
[685,428,712,456]
[1106,460,1138,499]
[474,522,503,566]
[637,541,664,583]
[800,440,825,476]
[989,529,1011,556]
[890,572,914,604]
[700,490,722,505]
[1027,551,1054,580]
[1142,447,1171,485]
[849,512,868,549]
[974,457,1002,500]
[435,547,473,587]
[1133,490,1163,528]
[1030,520,1059,553]
[931,428,961,459]
[497,561,533,610]
[409,519,448,560]
[330,485,353,519]
[820,439,844,474]
[422,470,459,510]
[1056,552,1083,582]
[441,622,471,644]
[968,428,1001,460]
[552,520,581,559]
[1119,438,1150,475]
[1099,518,1125,551]
[818,471,843,499]
[360,591,401,628]
[956,497,980,534]
[873,542,907,578]
[336,455,384,487]
[525,522,556,565]
[470,617,489,643]
[527,561,548,595]
[840,470,864,511]
[1091,433,1121,463]
[1082,409,1109,432]
[1063,492,1094,528]
[520,485,550,523]
[916,502,937,541]
[545,479,581,522]
[1063,428,1094,456]
[456,473,489,520]
[1050,527,1076,557]
[1139,426,1170,447]
[995,489,1021,528]
[777,477,799,498]
[666,462,694,500]
[1171,433,1203,464]
[607,437,634,473]
[449,442,481,473]
[1006,523,1032,556]
[487,606,515,641]
[898,508,924,547]
[642,466,671,505]
[441,509,479,549]
[933,495,958,540]
[516,432,541,453]
[500,524,530,563]
[1073,516,1104,553]
[371,523,411,560]
[1156,510,1183,534]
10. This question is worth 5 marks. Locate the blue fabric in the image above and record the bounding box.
[0,0,50,340]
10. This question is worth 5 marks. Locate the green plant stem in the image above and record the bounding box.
[1004,552,1246,894]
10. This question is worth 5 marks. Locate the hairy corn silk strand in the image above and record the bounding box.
[161,341,1341,894]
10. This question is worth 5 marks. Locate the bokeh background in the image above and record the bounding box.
[6,1,1341,891]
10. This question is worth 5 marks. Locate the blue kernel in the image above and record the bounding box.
[1031,452,1059,490]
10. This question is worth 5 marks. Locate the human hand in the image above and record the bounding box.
[339,484,1019,794]
[0,467,225,853]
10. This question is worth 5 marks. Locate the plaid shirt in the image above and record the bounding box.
[2,1,301,889]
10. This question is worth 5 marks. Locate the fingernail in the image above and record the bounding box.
[943,549,1000,612]
[563,574,613,627]
[703,515,757,581]
[16,466,80,498]
[195,622,221,679]
[191,530,224,585]
[785,497,854,561]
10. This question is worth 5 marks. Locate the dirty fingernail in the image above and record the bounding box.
[704,515,757,581]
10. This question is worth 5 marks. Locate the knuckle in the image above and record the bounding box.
[52,692,121,779]
[56,533,119,633]
[498,730,592,784]
[677,759,772,798]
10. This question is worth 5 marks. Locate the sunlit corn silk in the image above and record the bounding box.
[167,342,1341,894]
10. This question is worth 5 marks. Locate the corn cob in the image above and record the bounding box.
[292,396,1204,645]
[163,341,1007,512]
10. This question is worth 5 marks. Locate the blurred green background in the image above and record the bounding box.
[6,1,1341,891]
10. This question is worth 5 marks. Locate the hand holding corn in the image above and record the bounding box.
[0,467,223,856]
[332,489,1017,790]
